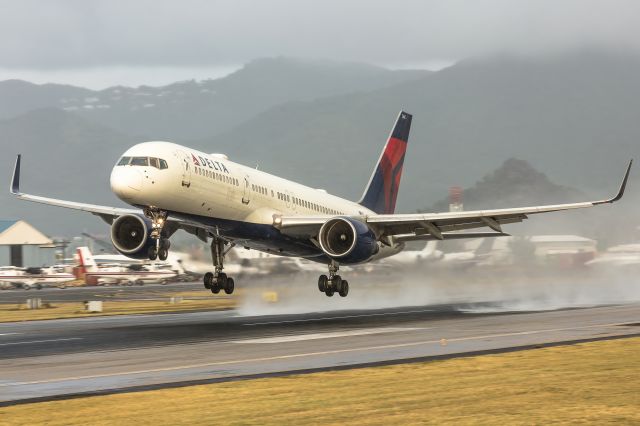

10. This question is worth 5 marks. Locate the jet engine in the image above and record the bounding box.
[110,214,155,259]
[318,217,378,264]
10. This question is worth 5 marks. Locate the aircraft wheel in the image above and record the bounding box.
[158,247,168,261]
[161,239,171,250]
[333,275,342,290]
[325,288,334,297]
[339,280,349,297]
[217,273,228,288]
[211,283,221,294]
[148,246,158,261]
[224,277,235,295]
[203,272,213,289]
[318,275,328,292]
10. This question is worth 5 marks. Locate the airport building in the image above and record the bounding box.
[0,220,57,267]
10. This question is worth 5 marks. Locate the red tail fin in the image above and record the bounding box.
[358,111,412,214]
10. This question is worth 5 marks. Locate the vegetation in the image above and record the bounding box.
[0,291,235,322]
[3,337,639,425]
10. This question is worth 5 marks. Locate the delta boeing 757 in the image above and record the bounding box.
[9,112,632,297]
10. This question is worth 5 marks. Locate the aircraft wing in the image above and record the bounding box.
[277,160,632,243]
[9,155,141,224]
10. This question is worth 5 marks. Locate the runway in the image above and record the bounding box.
[0,282,205,303]
[1,301,639,404]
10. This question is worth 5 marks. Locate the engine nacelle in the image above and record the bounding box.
[318,217,379,264]
[110,214,155,259]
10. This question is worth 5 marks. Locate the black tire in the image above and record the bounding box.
[161,239,171,250]
[211,283,221,294]
[158,247,168,261]
[325,288,334,297]
[333,275,342,290]
[203,272,213,289]
[148,246,158,261]
[224,277,235,295]
[318,275,328,292]
[339,280,349,297]
[217,272,228,288]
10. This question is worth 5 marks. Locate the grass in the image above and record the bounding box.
[0,292,236,322]
[2,337,639,425]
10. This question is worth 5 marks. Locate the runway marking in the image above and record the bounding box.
[0,333,19,336]
[234,327,424,344]
[2,320,637,388]
[242,309,435,326]
[0,338,82,347]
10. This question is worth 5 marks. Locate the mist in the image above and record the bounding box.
[2,1,640,86]
[235,265,640,316]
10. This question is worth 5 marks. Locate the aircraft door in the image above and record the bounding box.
[178,150,191,188]
[242,175,251,204]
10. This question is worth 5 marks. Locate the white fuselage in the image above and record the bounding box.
[110,141,402,262]
[0,266,75,287]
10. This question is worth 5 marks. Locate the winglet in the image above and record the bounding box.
[595,159,633,205]
[10,154,21,195]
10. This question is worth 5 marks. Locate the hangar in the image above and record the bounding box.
[0,220,55,267]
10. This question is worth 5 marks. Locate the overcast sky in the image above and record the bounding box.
[1,0,639,88]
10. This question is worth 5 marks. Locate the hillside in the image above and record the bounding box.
[424,158,584,212]
[202,50,640,214]
[0,108,135,234]
[0,58,430,140]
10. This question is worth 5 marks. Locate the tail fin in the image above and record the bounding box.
[76,247,97,272]
[358,111,412,214]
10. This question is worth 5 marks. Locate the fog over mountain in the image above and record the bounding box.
[0,50,638,239]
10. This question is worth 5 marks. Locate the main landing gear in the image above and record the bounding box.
[145,208,170,261]
[317,261,349,297]
[203,237,235,295]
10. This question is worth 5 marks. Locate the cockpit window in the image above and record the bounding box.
[118,156,168,169]
[130,157,149,166]
[117,156,131,166]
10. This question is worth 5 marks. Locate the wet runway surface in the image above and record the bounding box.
[1,301,639,404]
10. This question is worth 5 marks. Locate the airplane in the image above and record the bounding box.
[9,111,633,298]
[0,265,75,290]
[76,247,178,286]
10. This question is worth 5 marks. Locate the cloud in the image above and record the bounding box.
[0,0,639,69]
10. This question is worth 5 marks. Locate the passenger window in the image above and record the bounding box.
[117,156,131,166]
[130,157,148,167]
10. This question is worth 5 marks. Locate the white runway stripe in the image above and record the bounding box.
[234,327,424,344]
[0,337,82,346]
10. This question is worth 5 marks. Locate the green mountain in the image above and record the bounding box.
[424,158,584,212]
[201,50,640,215]
[0,58,430,140]
[0,108,135,234]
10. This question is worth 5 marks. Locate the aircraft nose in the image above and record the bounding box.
[110,167,143,200]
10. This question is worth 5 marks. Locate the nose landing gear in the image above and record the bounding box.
[144,208,170,261]
[318,261,349,297]
[203,236,236,295]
